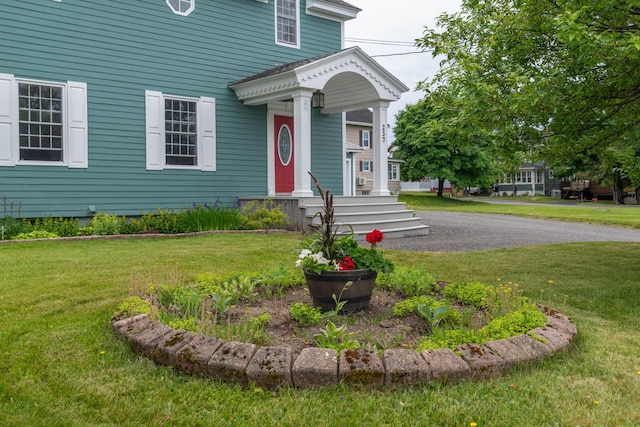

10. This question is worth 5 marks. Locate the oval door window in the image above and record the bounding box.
[278,125,292,166]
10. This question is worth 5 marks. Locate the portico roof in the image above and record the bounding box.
[229,46,409,114]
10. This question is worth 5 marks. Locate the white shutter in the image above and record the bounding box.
[199,96,216,171]
[66,81,88,168]
[145,90,164,170]
[0,73,16,167]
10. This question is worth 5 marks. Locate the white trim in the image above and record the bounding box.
[230,47,409,111]
[0,74,89,168]
[166,0,195,16]
[145,90,164,170]
[199,96,216,171]
[0,73,16,167]
[267,101,293,196]
[306,0,360,22]
[145,90,216,172]
[277,124,293,166]
[66,81,88,168]
[361,129,370,148]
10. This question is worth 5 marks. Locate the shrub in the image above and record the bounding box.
[239,200,288,230]
[140,208,181,234]
[91,212,121,235]
[51,217,80,237]
[118,217,144,235]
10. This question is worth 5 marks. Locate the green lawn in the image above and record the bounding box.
[400,192,640,229]
[1,232,639,426]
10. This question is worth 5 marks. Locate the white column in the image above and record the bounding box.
[291,92,314,197]
[371,103,390,196]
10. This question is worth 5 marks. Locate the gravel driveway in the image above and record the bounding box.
[380,211,640,252]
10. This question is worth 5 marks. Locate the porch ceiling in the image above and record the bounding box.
[228,46,409,113]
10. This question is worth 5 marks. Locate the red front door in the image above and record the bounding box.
[274,115,294,193]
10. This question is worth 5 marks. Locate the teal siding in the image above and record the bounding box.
[311,111,344,194]
[0,0,343,217]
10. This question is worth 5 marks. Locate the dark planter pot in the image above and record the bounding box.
[304,269,377,313]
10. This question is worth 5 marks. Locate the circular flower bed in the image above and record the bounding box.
[113,265,578,389]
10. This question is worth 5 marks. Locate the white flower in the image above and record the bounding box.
[298,249,312,259]
[311,252,329,265]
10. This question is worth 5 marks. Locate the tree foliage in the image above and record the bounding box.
[418,0,640,200]
[393,101,497,196]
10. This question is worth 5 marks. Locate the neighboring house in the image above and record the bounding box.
[1,0,408,221]
[400,178,453,194]
[345,109,401,195]
[495,162,562,196]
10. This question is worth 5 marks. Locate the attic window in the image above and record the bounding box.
[166,0,195,16]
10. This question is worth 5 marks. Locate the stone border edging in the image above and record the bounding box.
[111,307,577,389]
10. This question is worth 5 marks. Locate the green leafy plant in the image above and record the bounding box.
[314,320,359,352]
[376,264,437,296]
[215,313,272,345]
[417,327,484,351]
[195,272,259,303]
[443,280,495,308]
[417,304,460,329]
[481,303,547,340]
[211,293,233,320]
[393,295,446,317]
[289,302,322,326]
[14,230,59,240]
[258,265,305,297]
[113,296,151,319]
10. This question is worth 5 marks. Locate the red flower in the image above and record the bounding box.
[366,229,384,246]
[337,256,355,271]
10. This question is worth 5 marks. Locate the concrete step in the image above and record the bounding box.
[302,196,429,239]
[305,203,409,216]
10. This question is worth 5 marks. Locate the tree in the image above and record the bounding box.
[418,0,640,201]
[393,101,497,197]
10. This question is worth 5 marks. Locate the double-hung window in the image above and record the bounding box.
[0,73,88,168]
[145,91,216,171]
[361,130,370,149]
[276,0,299,47]
[361,161,372,172]
[165,98,197,166]
[388,163,399,181]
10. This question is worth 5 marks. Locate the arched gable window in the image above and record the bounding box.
[166,0,195,16]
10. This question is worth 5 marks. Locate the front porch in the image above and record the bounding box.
[239,196,429,239]
[229,47,409,199]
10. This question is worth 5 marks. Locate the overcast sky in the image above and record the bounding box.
[344,0,461,134]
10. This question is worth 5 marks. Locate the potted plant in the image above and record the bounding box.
[296,172,394,312]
